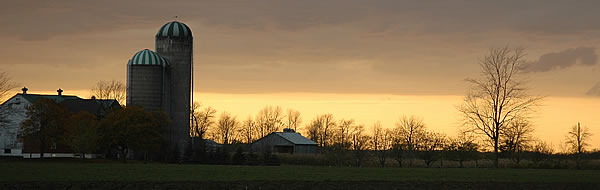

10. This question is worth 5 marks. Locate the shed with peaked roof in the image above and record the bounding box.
[252,129,318,154]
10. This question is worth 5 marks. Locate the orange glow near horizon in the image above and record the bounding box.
[25,89,599,151]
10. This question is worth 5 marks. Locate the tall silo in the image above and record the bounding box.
[126,49,169,112]
[155,21,193,158]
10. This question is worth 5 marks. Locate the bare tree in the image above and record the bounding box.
[215,112,238,144]
[350,124,369,167]
[395,115,426,167]
[320,114,335,148]
[190,103,217,139]
[371,121,383,150]
[395,116,426,152]
[0,72,17,102]
[306,119,321,145]
[500,118,534,165]
[565,122,592,169]
[304,114,335,148]
[90,80,126,104]
[336,119,355,149]
[458,47,542,168]
[447,131,480,168]
[390,133,408,168]
[371,121,391,167]
[256,106,284,138]
[240,116,257,144]
[286,109,302,132]
[0,71,18,128]
[419,132,446,167]
[190,102,201,137]
[530,140,553,166]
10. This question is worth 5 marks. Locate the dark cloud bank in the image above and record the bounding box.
[525,47,600,96]
[526,47,600,96]
[526,47,597,72]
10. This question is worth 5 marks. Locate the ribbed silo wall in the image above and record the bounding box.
[156,36,192,157]
[126,64,164,112]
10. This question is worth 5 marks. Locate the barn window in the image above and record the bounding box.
[4,149,10,154]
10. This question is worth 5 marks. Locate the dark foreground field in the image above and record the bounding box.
[2,160,600,190]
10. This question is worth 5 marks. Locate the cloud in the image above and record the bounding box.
[4,0,600,41]
[587,81,600,96]
[525,47,597,72]
[3,0,600,95]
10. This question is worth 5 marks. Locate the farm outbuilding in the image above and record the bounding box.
[0,88,120,158]
[252,129,318,154]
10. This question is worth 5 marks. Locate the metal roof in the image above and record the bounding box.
[274,132,318,145]
[127,49,168,67]
[20,94,80,103]
[156,21,192,37]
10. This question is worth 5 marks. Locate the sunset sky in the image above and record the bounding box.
[1,0,599,150]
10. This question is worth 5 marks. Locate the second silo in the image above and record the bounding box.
[126,49,169,112]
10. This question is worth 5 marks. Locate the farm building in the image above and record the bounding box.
[252,129,318,154]
[0,87,120,158]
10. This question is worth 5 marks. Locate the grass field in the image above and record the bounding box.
[2,160,600,183]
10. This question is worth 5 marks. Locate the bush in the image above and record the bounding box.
[262,151,280,166]
[245,152,260,166]
[232,147,245,165]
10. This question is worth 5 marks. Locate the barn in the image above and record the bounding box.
[252,129,318,154]
[0,87,120,158]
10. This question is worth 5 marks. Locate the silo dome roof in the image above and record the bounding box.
[127,49,168,67]
[156,21,192,37]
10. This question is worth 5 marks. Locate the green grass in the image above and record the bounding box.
[2,160,600,183]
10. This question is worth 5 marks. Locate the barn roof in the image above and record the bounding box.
[20,94,80,103]
[60,99,120,117]
[274,132,318,145]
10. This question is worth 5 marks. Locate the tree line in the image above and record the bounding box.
[189,101,595,168]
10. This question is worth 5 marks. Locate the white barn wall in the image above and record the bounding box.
[0,94,30,157]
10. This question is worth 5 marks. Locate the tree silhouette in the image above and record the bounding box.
[99,106,166,162]
[500,118,534,165]
[0,71,18,129]
[90,80,126,104]
[530,140,553,166]
[395,115,426,167]
[19,98,70,158]
[565,122,592,169]
[371,121,391,167]
[240,116,257,144]
[350,124,369,167]
[256,106,284,138]
[419,132,446,167]
[190,102,216,139]
[304,114,335,148]
[447,132,480,168]
[336,119,355,149]
[215,112,238,144]
[286,109,302,132]
[458,47,542,168]
[64,111,99,159]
